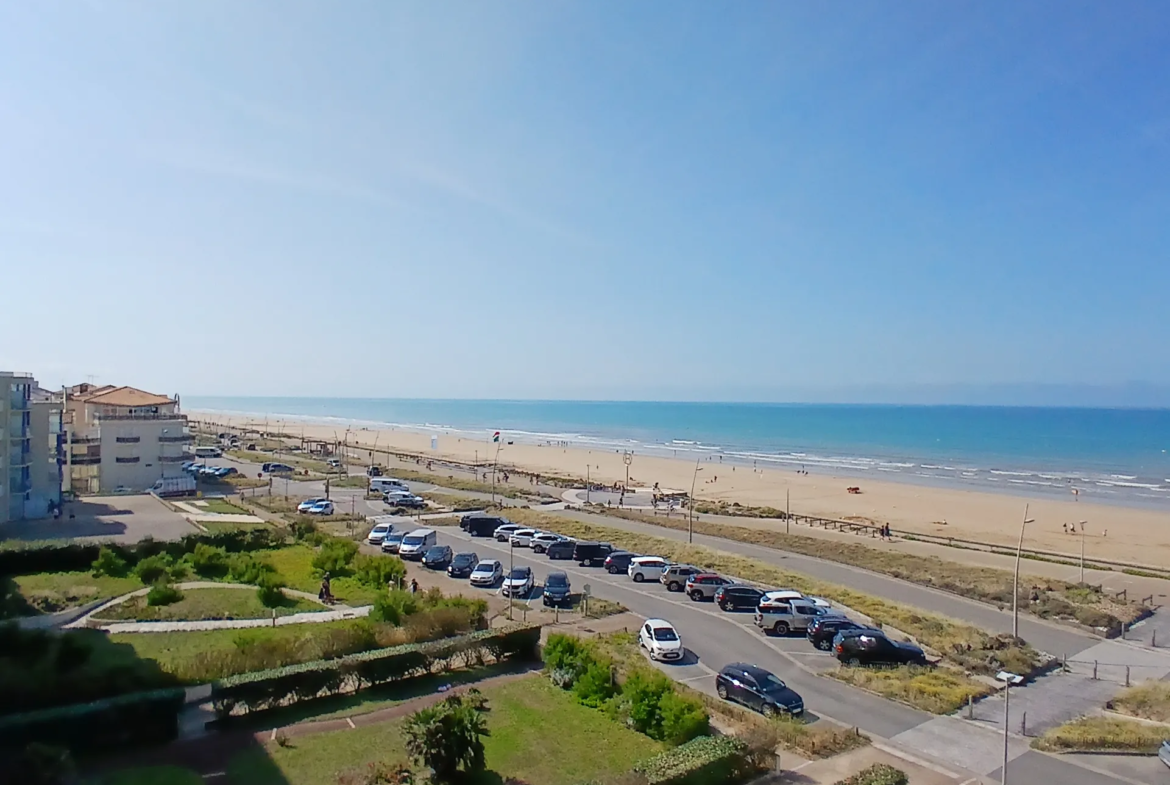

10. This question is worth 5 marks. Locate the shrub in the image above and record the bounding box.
[256,575,288,608]
[371,590,420,625]
[543,633,595,675]
[312,539,359,576]
[657,690,710,746]
[7,743,76,785]
[632,736,750,785]
[833,763,908,785]
[0,688,185,756]
[189,544,230,578]
[146,583,183,607]
[403,693,489,783]
[134,555,172,585]
[622,670,674,738]
[91,547,129,578]
[354,554,407,590]
[573,658,617,708]
[229,552,275,584]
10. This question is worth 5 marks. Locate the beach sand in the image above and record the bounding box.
[191,412,1170,569]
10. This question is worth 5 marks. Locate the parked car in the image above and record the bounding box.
[542,571,572,606]
[685,573,731,600]
[603,551,638,574]
[545,539,576,560]
[502,566,534,598]
[299,497,328,513]
[422,545,453,569]
[367,465,383,477]
[307,501,335,515]
[267,463,295,474]
[758,590,805,610]
[573,541,614,567]
[1159,739,1170,769]
[327,458,341,468]
[509,528,538,548]
[638,619,684,662]
[390,494,426,509]
[469,559,504,587]
[660,564,702,592]
[530,532,567,553]
[715,663,804,717]
[397,528,438,560]
[714,585,764,612]
[835,631,927,667]
[754,598,825,636]
[627,556,669,583]
[365,522,394,545]
[807,617,872,651]
[494,523,523,542]
[214,466,237,477]
[447,552,480,579]
[463,514,507,537]
[381,531,406,553]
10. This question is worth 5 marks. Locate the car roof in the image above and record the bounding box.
[722,662,774,680]
[763,590,803,598]
[690,572,721,579]
[726,584,762,591]
[454,551,478,558]
[644,618,675,629]
[546,571,568,580]
[473,559,500,568]
[406,528,435,536]
[509,565,532,573]
[632,555,666,563]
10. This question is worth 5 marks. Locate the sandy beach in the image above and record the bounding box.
[191,412,1170,568]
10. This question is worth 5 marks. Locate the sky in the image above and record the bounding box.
[1,1,1168,405]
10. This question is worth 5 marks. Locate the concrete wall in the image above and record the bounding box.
[98,417,187,492]
[26,399,61,519]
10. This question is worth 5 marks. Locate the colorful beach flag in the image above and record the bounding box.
[493,431,501,443]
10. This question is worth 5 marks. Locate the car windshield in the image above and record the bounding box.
[652,627,679,642]
[473,564,496,573]
[509,569,530,580]
[546,575,568,587]
[372,525,389,533]
[402,536,424,545]
[454,555,475,565]
[425,547,446,557]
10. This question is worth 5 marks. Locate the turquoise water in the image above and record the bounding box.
[185,397,1170,510]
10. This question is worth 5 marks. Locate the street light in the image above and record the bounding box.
[1077,520,1088,583]
[1012,505,1036,638]
[688,460,702,544]
[623,451,633,492]
[997,670,1023,784]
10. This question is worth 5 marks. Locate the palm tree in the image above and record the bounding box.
[403,694,489,783]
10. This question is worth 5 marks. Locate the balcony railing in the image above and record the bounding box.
[115,436,141,444]
[71,456,101,466]
[70,435,100,444]
[158,455,189,463]
[158,434,194,443]
[95,412,183,422]
[114,456,140,464]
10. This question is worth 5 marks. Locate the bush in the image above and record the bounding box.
[134,555,172,585]
[403,693,489,783]
[189,544,230,578]
[6,743,76,785]
[312,539,359,576]
[146,583,183,607]
[371,590,420,625]
[0,688,185,756]
[355,554,407,590]
[833,763,908,785]
[657,690,710,746]
[229,552,275,584]
[91,547,129,578]
[543,633,595,675]
[256,575,288,608]
[632,736,750,785]
[573,658,617,708]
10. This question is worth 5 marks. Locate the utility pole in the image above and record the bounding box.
[786,488,790,535]
[688,459,702,544]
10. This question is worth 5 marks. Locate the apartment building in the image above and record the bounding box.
[1,372,63,523]
[64,384,192,494]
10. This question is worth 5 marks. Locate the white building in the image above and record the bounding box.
[64,384,192,494]
[1,372,63,523]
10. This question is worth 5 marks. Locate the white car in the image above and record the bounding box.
[469,560,504,587]
[639,619,684,661]
[494,523,523,542]
[501,566,535,598]
[759,590,805,610]
[366,522,393,545]
[807,596,832,610]
[307,500,335,515]
[628,556,670,583]
[509,528,538,548]
[530,532,566,554]
[298,497,327,513]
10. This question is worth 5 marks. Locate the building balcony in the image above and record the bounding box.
[70,455,101,466]
[158,434,194,443]
[95,412,184,422]
[70,435,101,444]
[158,454,189,463]
[115,436,141,444]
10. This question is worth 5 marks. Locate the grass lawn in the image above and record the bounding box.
[1032,715,1167,753]
[198,520,273,532]
[1112,681,1170,723]
[12,571,142,614]
[101,766,205,785]
[194,498,251,515]
[93,586,323,622]
[223,675,663,785]
[264,544,383,606]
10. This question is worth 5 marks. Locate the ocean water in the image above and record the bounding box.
[184,397,1170,511]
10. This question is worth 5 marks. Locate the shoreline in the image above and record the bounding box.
[189,409,1170,567]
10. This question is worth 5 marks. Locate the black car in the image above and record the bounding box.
[545,539,576,560]
[463,514,507,537]
[834,631,927,667]
[542,571,572,606]
[573,541,614,567]
[447,552,479,578]
[715,663,804,718]
[421,545,453,569]
[806,617,872,651]
[714,585,764,612]
[367,465,383,477]
[604,551,638,574]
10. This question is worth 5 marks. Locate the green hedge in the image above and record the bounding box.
[0,528,281,577]
[834,763,908,785]
[0,688,185,756]
[211,624,540,719]
[632,735,750,785]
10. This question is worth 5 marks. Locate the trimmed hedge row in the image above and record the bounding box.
[632,736,750,785]
[0,688,186,756]
[211,624,540,719]
[0,528,281,576]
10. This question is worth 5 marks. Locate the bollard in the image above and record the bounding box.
[1155,629,1159,648]
[1126,666,1130,687]
[1062,654,1068,673]
[1021,711,1027,737]
[1093,660,1098,680]
[967,695,974,719]
[272,609,277,628]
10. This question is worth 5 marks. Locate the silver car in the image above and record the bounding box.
[469,559,504,587]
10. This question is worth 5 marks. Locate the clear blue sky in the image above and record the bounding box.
[2,2,1168,404]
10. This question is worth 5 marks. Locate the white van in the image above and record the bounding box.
[397,528,437,560]
[370,477,409,494]
[194,446,223,458]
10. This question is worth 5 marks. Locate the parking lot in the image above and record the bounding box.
[0,494,200,544]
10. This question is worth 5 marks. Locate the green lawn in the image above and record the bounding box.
[193,498,251,515]
[265,544,383,606]
[198,520,273,532]
[93,586,322,622]
[12,571,142,614]
[101,766,205,785]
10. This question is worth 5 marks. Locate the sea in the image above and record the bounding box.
[184,398,1170,512]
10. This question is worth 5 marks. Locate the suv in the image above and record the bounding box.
[502,566,535,598]
[714,585,764,612]
[835,631,927,667]
[494,524,523,542]
[754,599,825,636]
[572,541,614,567]
[686,573,732,601]
[542,571,572,606]
[545,539,576,560]
[715,663,804,718]
[627,556,669,583]
[807,617,872,651]
[660,564,702,592]
[604,551,637,574]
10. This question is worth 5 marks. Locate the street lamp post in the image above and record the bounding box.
[507,538,515,621]
[1012,505,1035,638]
[1078,520,1088,583]
[586,465,591,504]
[623,451,633,492]
[688,459,702,544]
[997,671,1023,784]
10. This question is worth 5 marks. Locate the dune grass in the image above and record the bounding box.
[827,665,991,714]
[1032,715,1167,753]
[422,491,490,511]
[1112,681,1170,723]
